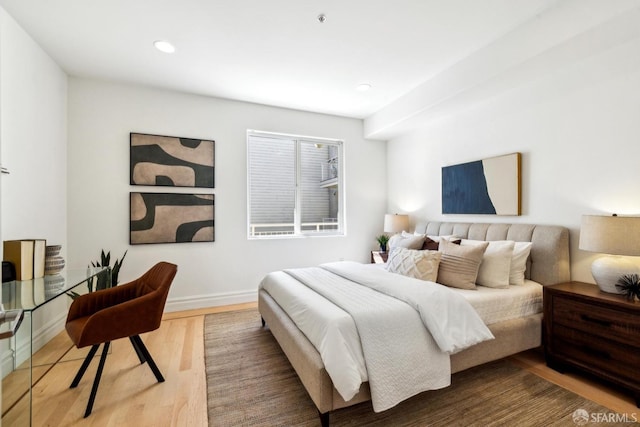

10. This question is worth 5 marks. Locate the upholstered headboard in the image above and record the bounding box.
[413,221,571,286]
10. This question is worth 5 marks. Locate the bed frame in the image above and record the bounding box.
[258,221,570,426]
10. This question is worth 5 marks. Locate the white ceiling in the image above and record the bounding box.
[0,0,561,119]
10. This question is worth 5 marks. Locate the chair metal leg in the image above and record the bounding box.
[70,344,100,388]
[129,336,147,364]
[131,335,164,383]
[84,342,111,418]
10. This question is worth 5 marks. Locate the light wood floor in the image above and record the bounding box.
[3,302,637,426]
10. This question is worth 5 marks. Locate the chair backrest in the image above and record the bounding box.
[136,261,178,296]
[139,261,177,312]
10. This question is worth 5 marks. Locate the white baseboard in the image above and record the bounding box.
[0,291,256,378]
[2,311,66,378]
[1,348,15,380]
[164,290,257,312]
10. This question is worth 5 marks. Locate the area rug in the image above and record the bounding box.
[204,309,631,426]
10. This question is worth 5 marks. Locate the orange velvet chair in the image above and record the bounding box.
[65,261,177,417]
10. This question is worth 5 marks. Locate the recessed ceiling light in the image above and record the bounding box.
[154,40,176,54]
[317,14,327,23]
[356,83,372,92]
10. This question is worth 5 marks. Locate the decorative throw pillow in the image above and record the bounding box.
[461,240,515,289]
[403,231,440,251]
[437,239,488,290]
[388,233,425,251]
[510,241,533,285]
[421,237,439,250]
[386,248,441,282]
[425,234,462,246]
[414,233,439,250]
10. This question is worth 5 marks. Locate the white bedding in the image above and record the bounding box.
[259,261,495,411]
[449,279,542,325]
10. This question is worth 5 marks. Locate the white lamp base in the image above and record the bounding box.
[591,255,640,294]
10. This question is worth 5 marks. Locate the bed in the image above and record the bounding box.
[258,221,570,426]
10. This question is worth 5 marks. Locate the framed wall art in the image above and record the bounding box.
[442,152,521,215]
[130,132,215,188]
[130,192,215,244]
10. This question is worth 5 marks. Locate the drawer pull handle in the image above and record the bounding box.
[580,314,612,327]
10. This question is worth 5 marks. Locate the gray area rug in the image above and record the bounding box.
[205,309,632,426]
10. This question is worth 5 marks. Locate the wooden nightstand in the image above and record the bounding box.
[543,281,640,407]
[370,251,388,264]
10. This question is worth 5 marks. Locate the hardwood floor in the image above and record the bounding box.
[4,302,637,426]
[508,349,638,416]
[3,302,255,427]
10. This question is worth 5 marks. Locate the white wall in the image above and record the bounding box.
[384,6,640,284]
[0,6,68,377]
[67,78,387,311]
[0,8,67,249]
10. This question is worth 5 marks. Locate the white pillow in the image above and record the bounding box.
[510,242,533,285]
[386,248,441,282]
[461,239,515,289]
[388,233,425,250]
[427,234,455,243]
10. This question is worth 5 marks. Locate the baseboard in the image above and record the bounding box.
[2,311,66,378]
[1,291,256,377]
[165,290,257,312]
[1,348,15,380]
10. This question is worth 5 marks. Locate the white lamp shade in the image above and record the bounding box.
[579,215,640,256]
[383,214,409,233]
[579,214,640,293]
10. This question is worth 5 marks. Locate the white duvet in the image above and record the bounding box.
[260,261,494,412]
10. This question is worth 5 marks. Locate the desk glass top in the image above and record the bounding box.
[1,267,109,311]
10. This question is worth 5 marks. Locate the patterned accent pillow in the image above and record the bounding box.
[437,239,489,289]
[386,248,442,282]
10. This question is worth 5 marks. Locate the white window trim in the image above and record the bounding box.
[247,129,346,239]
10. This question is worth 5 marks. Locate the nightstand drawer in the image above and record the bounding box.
[552,324,640,384]
[553,296,640,346]
[544,282,640,406]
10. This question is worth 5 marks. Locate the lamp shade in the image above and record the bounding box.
[579,215,640,256]
[383,214,409,233]
[579,214,640,294]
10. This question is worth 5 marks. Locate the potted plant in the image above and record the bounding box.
[89,249,128,291]
[375,234,390,253]
[68,249,127,299]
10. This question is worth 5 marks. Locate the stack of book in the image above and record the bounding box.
[2,239,47,281]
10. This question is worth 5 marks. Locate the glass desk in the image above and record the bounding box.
[1,267,110,426]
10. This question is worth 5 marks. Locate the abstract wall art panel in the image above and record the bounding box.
[130,192,215,244]
[442,152,521,215]
[130,133,214,188]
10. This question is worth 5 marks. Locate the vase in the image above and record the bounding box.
[45,245,65,275]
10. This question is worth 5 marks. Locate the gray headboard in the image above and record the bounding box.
[413,221,571,286]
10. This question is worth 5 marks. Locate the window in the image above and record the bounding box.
[247,130,344,238]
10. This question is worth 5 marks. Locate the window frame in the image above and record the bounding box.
[246,129,345,239]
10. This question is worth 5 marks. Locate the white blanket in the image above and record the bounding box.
[281,261,494,412]
[322,262,495,354]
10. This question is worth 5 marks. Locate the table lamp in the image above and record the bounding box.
[579,214,640,293]
[383,214,409,234]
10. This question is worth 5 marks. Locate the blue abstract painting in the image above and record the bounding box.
[442,153,521,215]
